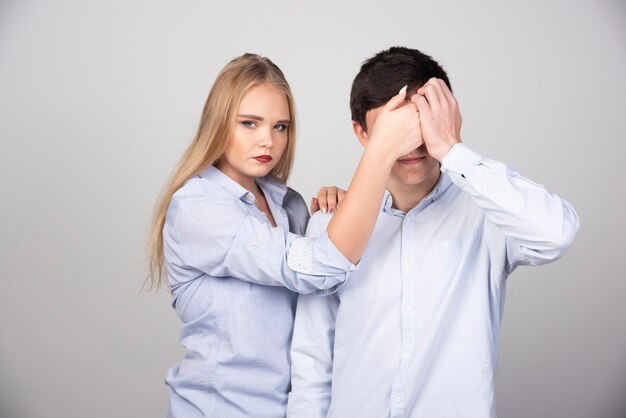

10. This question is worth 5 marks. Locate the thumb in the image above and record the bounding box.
[383,85,408,112]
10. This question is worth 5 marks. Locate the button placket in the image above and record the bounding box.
[390,216,417,417]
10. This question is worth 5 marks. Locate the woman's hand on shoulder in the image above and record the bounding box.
[311,186,346,214]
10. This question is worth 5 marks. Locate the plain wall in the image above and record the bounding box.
[1,0,625,417]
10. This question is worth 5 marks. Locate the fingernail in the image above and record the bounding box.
[399,85,407,95]
[321,207,327,214]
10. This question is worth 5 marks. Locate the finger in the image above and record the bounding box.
[413,94,431,115]
[409,94,422,111]
[416,78,436,96]
[383,85,409,111]
[436,78,454,99]
[417,78,441,95]
[310,197,319,214]
[337,189,346,207]
[326,187,338,213]
[417,79,442,110]
[432,79,461,132]
[317,188,329,214]
[436,78,458,112]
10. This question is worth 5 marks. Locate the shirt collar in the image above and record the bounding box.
[429,171,452,201]
[383,171,452,215]
[256,175,288,200]
[198,165,287,205]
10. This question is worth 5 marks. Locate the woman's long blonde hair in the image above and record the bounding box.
[146,53,297,289]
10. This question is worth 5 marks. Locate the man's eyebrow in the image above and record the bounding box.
[238,114,290,124]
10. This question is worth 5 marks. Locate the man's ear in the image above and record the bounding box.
[352,120,369,148]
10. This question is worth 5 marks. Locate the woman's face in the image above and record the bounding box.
[216,83,290,188]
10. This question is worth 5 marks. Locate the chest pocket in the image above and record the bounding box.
[424,238,466,299]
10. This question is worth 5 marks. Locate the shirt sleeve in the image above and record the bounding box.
[441,143,580,271]
[166,189,356,294]
[288,212,353,296]
[287,215,340,417]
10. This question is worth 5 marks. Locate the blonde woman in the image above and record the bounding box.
[148,53,422,417]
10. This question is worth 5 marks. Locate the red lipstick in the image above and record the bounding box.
[254,155,272,164]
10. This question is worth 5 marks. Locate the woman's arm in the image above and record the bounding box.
[165,188,354,295]
[325,87,423,264]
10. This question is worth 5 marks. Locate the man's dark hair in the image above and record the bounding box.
[350,46,451,132]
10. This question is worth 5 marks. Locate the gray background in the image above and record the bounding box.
[1,0,624,417]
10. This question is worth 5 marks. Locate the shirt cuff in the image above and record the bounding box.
[440,143,484,174]
[288,230,357,295]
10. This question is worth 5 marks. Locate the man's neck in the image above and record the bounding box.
[388,170,441,213]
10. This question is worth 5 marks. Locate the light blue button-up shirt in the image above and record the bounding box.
[163,165,354,418]
[288,144,579,418]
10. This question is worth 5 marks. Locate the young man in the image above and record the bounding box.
[287,47,579,418]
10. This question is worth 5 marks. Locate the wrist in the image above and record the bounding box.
[434,138,461,161]
[363,140,398,168]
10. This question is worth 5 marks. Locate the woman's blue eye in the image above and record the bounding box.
[274,124,287,131]
[242,121,256,128]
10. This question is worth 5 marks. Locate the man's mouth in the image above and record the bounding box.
[397,156,425,165]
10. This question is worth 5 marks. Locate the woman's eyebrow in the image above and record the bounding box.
[238,114,263,120]
[238,114,290,124]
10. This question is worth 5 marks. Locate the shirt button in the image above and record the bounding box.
[251,242,258,250]
[246,192,254,201]
[404,304,413,312]
[393,395,402,404]
[402,351,411,359]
